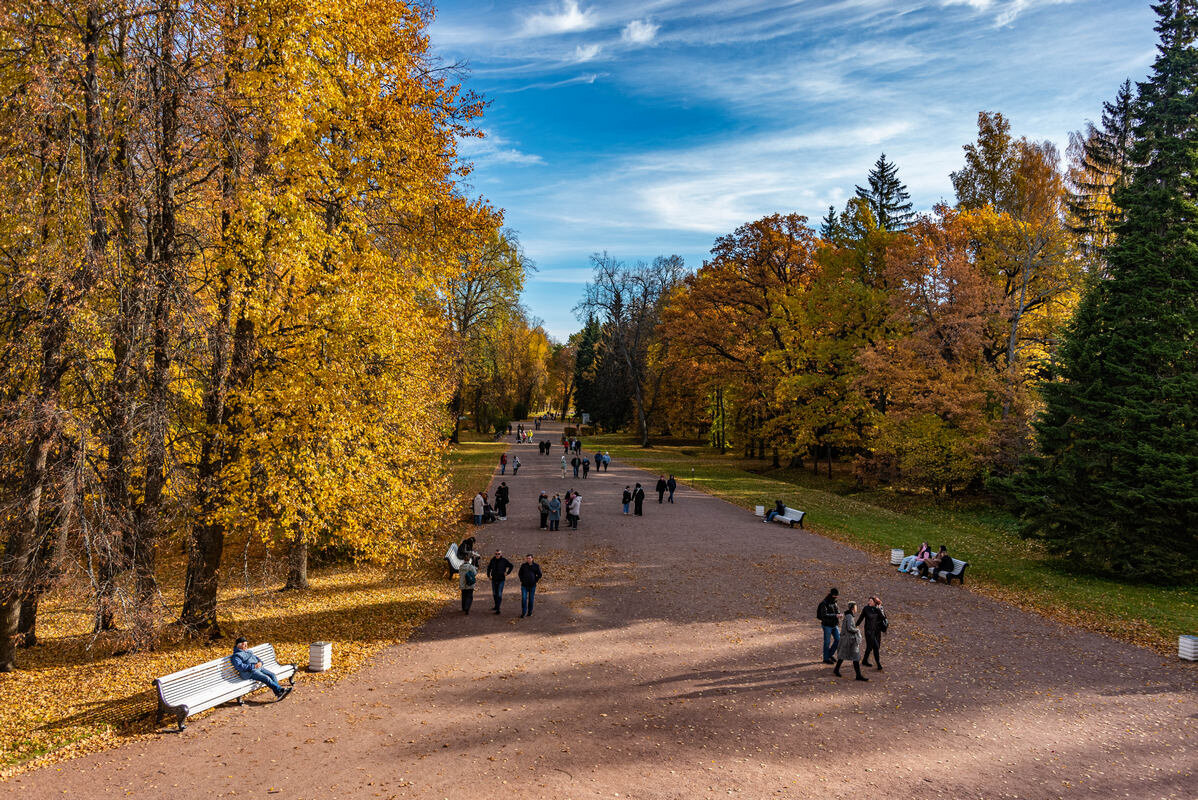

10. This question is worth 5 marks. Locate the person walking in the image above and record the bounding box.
[560,454,567,479]
[495,482,509,521]
[859,595,887,671]
[548,493,561,531]
[568,492,582,529]
[622,486,632,515]
[834,601,868,681]
[486,550,513,614]
[571,454,581,478]
[499,453,507,475]
[459,556,478,615]
[655,475,667,503]
[602,451,611,472]
[582,456,590,479]
[817,588,840,664]
[633,483,645,516]
[666,474,677,503]
[512,456,521,476]
[472,491,484,526]
[538,491,550,530]
[519,554,542,618]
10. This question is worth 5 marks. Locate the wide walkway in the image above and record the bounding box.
[12,422,1196,798]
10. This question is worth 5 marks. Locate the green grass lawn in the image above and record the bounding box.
[590,434,1196,655]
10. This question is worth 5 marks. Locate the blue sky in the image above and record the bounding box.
[429,0,1158,341]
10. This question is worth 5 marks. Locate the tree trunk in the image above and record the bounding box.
[17,597,39,648]
[285,532,309,590]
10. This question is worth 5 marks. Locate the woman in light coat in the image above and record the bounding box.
[834,601,868,681]
[568,493,582,529]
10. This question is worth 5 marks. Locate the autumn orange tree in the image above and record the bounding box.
[0,0,503,668]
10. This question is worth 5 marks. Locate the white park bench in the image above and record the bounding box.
[153,643,296,731]
[768,506,806,528]
[930,557,970,585]
[444,542,466,575]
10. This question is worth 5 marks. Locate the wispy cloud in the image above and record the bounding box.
[459,130,544,167]
[574,43,603,62]
[499,73,605,94]
[521,0,598,37]
[621,19,660,45]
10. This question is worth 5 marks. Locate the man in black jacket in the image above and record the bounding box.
[486,550,514,614]
[495,482,510,520]
[655,475,667,503]
[519,554,542,618]
[817,588,840,664]
[571,455,581,478]
[859,595,887,670]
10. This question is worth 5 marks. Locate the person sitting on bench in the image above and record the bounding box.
[762,500,786,523]
[231,637,291,700]
[918,546,950,580]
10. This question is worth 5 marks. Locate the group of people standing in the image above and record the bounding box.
[456,542,543,618]
[536,490,583,530]
[817,587,887,680]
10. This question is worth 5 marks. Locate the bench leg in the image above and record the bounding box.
[175,707,188,732]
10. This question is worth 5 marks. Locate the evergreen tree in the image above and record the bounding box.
[854,153,915,231]
[1067,79,1138,265]
[1004,0,1198,583]
[572,315,602,417]
[819,205,840,241]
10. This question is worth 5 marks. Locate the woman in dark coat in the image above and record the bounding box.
[834,602,868,681]
[633,483,645,516]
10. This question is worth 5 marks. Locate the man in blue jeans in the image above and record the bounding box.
[518,553,542,618]
[817,588,841,664]
[231,637,292,700]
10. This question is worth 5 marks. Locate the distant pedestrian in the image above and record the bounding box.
[519,554,542,618]
[602,451,611,471]
[622,486,632,515]
[548,493,561,531]
[834,601,868,681]
[486,550,513,614]
[656,475,667,503]
[560,454,567,478]
[538,492,550,530]
[817,588,840,664]
[459,556,479,615]
[512,456,521,475]
[582,457,590,478]
[571,455,581,478]
[633,483,645,516]
[567,492,582,529]
[495,482,510,520]
[666,474,677,503]
[472,491,484,526]
[499,453,507,474]
[860,596,887,671]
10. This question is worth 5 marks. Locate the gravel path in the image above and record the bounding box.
[12,423,1196,799]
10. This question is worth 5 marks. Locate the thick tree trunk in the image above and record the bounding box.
[285,533,309,590]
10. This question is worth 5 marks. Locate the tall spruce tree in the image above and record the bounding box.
[1005,0,1198,583]
[1067,79,1138,265]
[855,153,915,231]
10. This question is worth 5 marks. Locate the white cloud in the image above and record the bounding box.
[459,130,544,167]
[621,19,660,45]
[500,73,604,93]
[522,1,597,37]
[574,43,603,62]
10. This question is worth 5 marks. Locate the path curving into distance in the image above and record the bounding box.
[12,421,1196,799]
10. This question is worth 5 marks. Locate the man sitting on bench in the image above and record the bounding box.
[232,637,292,700]
[762,499,786,523]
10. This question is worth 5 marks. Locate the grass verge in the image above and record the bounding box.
[591,434,1197,656]
[0,432,503,778]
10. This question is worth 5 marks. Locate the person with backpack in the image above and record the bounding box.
[859,595,888,671]
[460,556,479,614]
[486,550,513,614]
[519,554,542,618]
[817,588,841,664]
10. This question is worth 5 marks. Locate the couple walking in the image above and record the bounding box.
[817,588,887,680]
